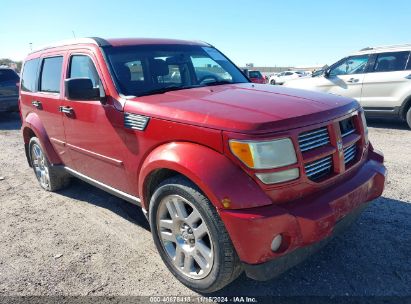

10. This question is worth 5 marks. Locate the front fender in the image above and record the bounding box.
[138,142,272,210]
[22,112,62,165]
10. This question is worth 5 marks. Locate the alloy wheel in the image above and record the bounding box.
[156,194,214,279]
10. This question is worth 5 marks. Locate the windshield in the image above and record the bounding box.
[104,44,249,97]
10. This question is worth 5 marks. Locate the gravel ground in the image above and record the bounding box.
[0,112,410,297]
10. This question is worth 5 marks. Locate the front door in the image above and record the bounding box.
[315,55,370,102]
[61,51,131,193]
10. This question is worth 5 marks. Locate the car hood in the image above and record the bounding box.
[125,83,358,134]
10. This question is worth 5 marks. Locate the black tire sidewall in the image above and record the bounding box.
[149,180,228,292]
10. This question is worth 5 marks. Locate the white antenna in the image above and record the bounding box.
[29,42,33,51]
[72,30,76,38]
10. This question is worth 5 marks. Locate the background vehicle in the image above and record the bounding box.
[0,67,19,112]
[19,37,385,293]
[269,70,302,85]
[284,44,411,128]
[248,70,266,84]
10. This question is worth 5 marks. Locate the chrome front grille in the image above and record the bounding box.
[344,144,357,164]
[304,155,333,180]
[298,127,330,152]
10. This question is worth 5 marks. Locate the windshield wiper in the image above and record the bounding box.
[138,85,192,97]
[202,80,234,86]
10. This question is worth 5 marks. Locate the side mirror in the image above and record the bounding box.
[65,78,101,101]
[323,69,330,78]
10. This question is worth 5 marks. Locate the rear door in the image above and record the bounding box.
[322,55,370,101]
[61,50,131,193]
[361,51,411,109]
[21,54,70,164]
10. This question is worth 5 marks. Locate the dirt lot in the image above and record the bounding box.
[0,112,410,297]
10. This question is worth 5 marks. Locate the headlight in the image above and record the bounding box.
[360,111,369,143]
[229,138,297,169]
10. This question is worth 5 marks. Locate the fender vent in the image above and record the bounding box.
[124,113,150,131]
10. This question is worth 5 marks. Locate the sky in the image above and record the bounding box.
[1,0,410,67]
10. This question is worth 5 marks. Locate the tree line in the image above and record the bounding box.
[0,59,22,72]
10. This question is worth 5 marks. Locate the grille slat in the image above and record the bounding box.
[124,113,150,131]
[298,127,330,152]
[304,156,333,180]
[341,129,355,137]
[343,144,357,164]
[305,156,332,170]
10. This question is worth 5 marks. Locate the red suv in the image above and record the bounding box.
[248,70,266,84]
[19,38,386,293]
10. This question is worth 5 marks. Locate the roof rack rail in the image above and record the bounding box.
[359,43,411,52]
[29,37,110,54]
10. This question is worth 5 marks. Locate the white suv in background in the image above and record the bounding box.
[284,44,411,128]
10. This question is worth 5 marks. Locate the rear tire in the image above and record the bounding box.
[149,176,242,293]
[29,137,70,191]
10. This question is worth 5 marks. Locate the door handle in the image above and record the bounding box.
[31,100,42,109]
[59,106,74,115]
[346,78,359,83]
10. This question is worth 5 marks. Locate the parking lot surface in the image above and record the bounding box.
[0,112,410,296]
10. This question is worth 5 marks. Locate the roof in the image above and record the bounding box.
[29,37,210,55]
[351,43,411,55]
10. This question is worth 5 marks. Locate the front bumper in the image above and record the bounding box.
[219,150,386,281]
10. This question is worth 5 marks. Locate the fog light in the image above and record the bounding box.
[256,168,299,184]
[271,234,283,252]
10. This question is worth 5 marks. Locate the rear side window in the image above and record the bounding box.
[69,55,100,88]
[21,59,40,92]
[373,51,410,72]
[40,56,63,93]
[249,71,262,78]
[0,69,19,83]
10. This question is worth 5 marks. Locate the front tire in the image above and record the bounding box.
[29,137,70,191]
[270,79,276,85]
[149,177,242,293]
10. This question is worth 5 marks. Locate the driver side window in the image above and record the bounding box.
[330,55,369,76]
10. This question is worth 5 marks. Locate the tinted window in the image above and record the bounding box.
[248,71,262,78]
[373,51,410,72]
[69,55,100,87]
[330,55,369,76]
[0,69,19,82]
[21,59,40,92]
[40,56,63,93]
